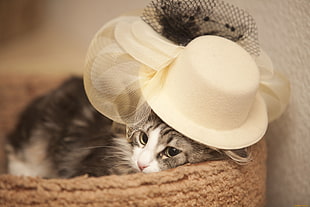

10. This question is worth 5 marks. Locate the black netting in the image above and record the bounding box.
[142,0,260,56]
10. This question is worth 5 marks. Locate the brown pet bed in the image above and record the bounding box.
[0,74,267,207]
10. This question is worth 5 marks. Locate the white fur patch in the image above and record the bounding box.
[132,128,161,173]
[7,130,55,178]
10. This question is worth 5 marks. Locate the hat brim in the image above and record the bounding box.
[147,92,268,149]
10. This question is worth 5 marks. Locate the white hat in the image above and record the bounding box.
[84,1,290,149]
[144,36,268,149]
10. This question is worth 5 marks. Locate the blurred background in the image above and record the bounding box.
[0,0,148,75]
[0,0,309,206]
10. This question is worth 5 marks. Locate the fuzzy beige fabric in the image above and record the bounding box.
[0,75,267,207]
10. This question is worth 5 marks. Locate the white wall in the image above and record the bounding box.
[43,0,148,50]
[229,0,310,206]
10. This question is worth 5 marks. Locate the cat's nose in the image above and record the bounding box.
[137,161,149,171]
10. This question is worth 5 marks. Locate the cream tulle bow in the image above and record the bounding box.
[84,15,290,127]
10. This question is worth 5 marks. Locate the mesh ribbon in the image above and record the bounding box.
[142,0,259,56]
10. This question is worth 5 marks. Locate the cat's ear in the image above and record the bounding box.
[222,148,251,164]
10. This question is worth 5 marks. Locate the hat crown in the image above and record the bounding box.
[159,36,260,130]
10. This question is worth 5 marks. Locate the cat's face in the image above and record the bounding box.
[128,113,223,173]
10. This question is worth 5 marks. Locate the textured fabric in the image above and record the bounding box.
[0,139,266,207]
[0,74,266,207]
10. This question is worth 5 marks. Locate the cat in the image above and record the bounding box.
[6,77,250,178]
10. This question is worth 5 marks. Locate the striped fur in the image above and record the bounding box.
[7,77,249,178]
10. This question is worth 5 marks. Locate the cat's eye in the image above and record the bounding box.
[138,131,148,146]
[164,147,181,157]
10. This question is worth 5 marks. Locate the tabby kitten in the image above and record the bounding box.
[6,77,249,178]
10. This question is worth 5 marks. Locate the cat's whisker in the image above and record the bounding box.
[79,145,113,150]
